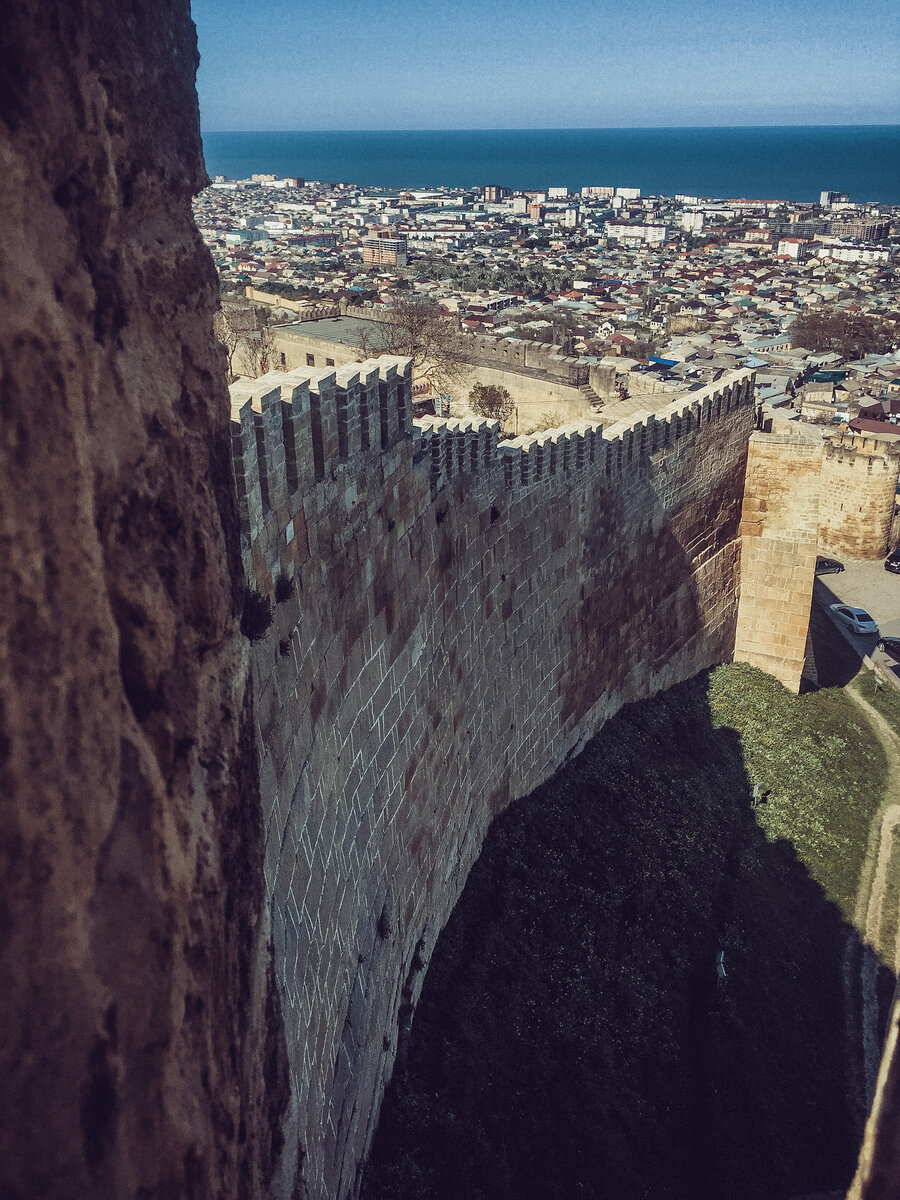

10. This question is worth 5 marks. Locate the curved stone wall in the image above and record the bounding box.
[231,362,756,1197]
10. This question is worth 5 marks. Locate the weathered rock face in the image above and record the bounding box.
[0,4,287,1198]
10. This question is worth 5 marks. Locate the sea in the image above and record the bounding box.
[200,127,900,205]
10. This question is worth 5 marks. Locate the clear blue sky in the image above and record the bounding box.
[192,0,900,130]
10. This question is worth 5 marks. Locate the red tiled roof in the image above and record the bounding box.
[848,417,900,437]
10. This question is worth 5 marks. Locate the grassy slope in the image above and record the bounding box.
[363,664,887,1200]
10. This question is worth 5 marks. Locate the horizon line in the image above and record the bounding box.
[201,122,900,135]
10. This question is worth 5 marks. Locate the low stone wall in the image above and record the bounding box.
[230,361,756,1198]
[459,361,595,431]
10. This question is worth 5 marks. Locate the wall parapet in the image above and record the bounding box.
[230,356,413,551]
[230,364,756,579]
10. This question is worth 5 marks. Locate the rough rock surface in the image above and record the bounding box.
[0,4,288,1198]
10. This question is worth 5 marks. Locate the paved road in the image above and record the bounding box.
[815,557,900,682]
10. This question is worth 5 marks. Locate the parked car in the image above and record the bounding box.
[877,637,900,662]
[885,550,900,574]
[815,557,845,575]
[829,604,880,637]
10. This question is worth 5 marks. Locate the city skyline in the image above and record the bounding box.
[192,0,900,131]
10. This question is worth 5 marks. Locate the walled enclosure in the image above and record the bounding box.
[231,361,756,1197]
[0,4,287,1199]
[269,318,598,430]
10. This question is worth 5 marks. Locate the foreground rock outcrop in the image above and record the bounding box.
[0,4,287,1197]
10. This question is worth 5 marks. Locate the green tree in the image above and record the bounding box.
[468,382,515,424]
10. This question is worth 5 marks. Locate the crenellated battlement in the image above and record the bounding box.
[823,428,900,464]
[414,372,753,498]
[230,355,414,549]
[230,360,755,583]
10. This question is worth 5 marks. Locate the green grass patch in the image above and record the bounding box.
[851,670,900,738]
[363,667,881,1200]
[879,837,900,966]
[710,662,887,921]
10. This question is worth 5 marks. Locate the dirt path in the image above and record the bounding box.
[844,688,900,1119]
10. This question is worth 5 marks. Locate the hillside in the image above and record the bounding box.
[362,664,890,1200]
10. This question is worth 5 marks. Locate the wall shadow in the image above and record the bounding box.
[806,581,870,690]
[360,671,892,1200]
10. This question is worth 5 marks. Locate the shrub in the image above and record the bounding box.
[240,588,272,642]
[525,409,565,434]
[468,382,515,424]
[274,573,294,603]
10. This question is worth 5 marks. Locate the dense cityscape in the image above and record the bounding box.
[197,173,899,433]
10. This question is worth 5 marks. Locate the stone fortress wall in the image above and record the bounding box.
[230,360,756,1198]
[463,330,589,383]
[8,10,900,1200]
[734,427,900,692]
[734,431,825,691]
[818,433,900,561]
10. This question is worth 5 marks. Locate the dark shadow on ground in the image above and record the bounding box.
[807,580,868,689]
[361,671,887,1200]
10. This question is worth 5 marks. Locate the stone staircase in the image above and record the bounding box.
[577,381,608,413]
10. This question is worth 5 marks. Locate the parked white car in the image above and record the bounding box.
[829,604,879,637]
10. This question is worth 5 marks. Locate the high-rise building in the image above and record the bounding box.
[820,190,849,207]
[362,226,408,266]
[830,217,891,243]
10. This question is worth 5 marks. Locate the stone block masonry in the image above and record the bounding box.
[734,432,823,692]
[734,427,900,692]
[818,433,900,561]
[230,359,756,1199]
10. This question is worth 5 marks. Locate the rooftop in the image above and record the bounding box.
[273,315,379,344]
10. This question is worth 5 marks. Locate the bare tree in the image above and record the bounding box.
[790,308,892,358]
[214,300,279,381]
[213,308,242,383]
[526,408,565,433]
[356,294,474,395]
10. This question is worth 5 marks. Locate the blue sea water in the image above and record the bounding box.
[201,127,900,205]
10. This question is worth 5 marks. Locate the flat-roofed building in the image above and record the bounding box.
[829,218,891,243]
[362,227,408,266]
